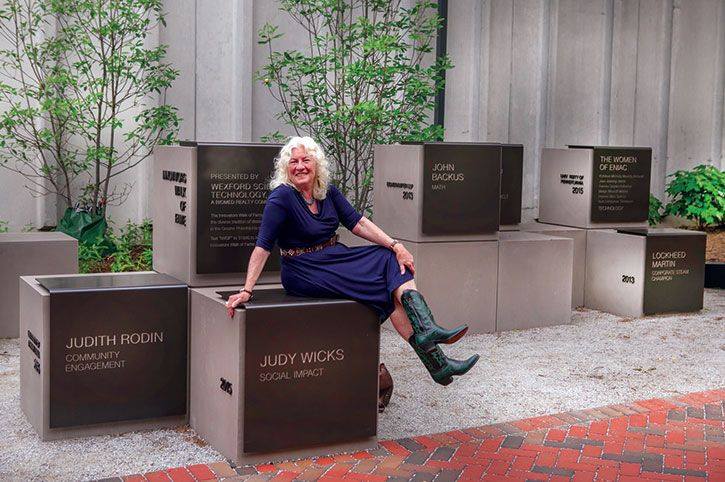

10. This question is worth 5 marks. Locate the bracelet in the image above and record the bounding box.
[389,239,399,250]
[239,288,254,299]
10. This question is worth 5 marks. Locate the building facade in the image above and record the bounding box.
[0,0,723,229]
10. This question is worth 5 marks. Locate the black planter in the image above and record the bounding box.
[705,262,724,288]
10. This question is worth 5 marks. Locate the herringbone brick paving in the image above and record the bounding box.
[112,389,725,481]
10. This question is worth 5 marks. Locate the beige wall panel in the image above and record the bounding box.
[444,0,484,141]
[6,1,724,229]
[547,0,612,147]
[666,0,725,170]
[609,0,640,146]
[161,0,196,142]
[486,0,514,141]
[632,0,674,197]
[509,0,549,217]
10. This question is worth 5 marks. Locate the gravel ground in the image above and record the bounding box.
[0,290,723,481]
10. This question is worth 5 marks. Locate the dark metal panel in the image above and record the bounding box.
[618,228,706,237]
[568,145,652,151]
[39,273,184,293]
[433,0,448,128]
[499,144,524,225]
[421,143,501,235]
[216,288,350,309]
[49,286,188,428]
[643,233,706,314]
[589,147,652,223]
[196,144,282,274]
[243,301,379,453]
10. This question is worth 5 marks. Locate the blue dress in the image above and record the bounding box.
[255,184,414,321]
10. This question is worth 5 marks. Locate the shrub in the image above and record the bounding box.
[109,220,153,273]
[0,220,8,233]
[78,219,153,273]
[78,242,109,273]
[649,193,664,226]
[665,165,725,229]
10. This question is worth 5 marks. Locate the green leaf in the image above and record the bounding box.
[664,164,725,228]
[256,0,448,212]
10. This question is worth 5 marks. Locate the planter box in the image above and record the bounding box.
[519,222,587,307]
[373,143,501,242]
[496,232,573,331]
[153,142,282,287]
[189,286,379,465]
[539,146,651,229]
[705,262,724,289]
[0,232,77,338]
[20,272,188,441]
[585,229,706,317]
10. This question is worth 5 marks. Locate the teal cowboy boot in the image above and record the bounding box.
[408,337,480,386]
[401,289,469,352]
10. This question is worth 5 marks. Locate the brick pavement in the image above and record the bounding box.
[109,389,724,481]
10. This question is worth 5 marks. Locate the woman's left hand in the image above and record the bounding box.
[393,243,415,275]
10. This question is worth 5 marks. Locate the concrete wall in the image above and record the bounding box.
[445,0,725,220]
[0,0,723,227]
[0,14,57,231]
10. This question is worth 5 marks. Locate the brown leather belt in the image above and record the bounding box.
[280,234,339,257]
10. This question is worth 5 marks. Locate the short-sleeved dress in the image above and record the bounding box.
[255,183,414,321]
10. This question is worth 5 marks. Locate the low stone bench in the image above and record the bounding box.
[402,240,499,334]
[496,231,574,331]
[20,272,188,440]
[520,222,587,308]
[189,286,380,465]
[585,228,706,317]
[1,232,77,338]
[383,232,574,335]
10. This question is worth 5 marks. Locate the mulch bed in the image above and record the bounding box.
[706,228,725,262]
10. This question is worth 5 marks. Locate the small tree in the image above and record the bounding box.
[0,0,179,213]
[0,0,79,204]
[665,165,725,230]
[257,0,451,213]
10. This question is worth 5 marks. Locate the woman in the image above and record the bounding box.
[226,137,479,385]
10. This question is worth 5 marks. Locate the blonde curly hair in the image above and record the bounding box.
[270,136,331,200]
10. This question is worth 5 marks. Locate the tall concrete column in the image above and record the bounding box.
[443,0,485,142]
[625,0,674,198]
[666,0,725,172]
[196,0,255,142]
[546,0,614,148]
[142,0,725,226]
[161,0,197,142]
[507,0,549,217]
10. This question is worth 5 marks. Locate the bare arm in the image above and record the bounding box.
[351,216,396,247]
[226,246,271,315]
[351,217,415,275]
[241,246,271,292]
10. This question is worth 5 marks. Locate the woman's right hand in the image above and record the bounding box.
[226,291,251,318]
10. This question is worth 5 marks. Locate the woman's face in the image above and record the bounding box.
[288,146,316,191]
